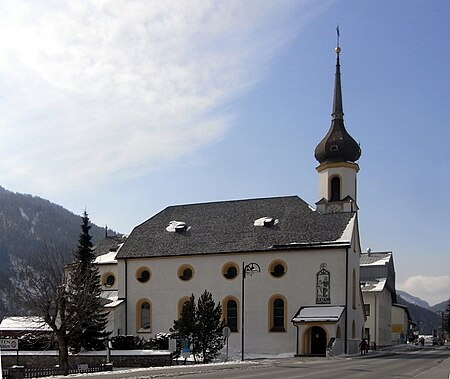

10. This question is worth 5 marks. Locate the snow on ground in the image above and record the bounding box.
[29,351,297,378]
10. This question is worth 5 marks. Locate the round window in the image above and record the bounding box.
[136,267,151,283]
[104,274,115,287]
[178,265,194,281]
[270,260,287,278]
[222,262,239,279]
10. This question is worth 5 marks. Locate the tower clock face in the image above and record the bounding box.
[327,203,342,213]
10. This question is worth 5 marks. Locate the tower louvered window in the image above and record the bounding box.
[330,176,341,201]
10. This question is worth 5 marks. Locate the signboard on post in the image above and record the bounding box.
[181,338,190,358]
[0,339,18,350]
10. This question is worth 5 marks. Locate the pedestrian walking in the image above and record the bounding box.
[359,338,368,355]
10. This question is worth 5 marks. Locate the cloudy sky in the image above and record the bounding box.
[0,0,448,305]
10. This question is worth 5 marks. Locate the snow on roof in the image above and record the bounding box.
[308,204,316,212]
[0,316,52,332]
[292,306,345,323]
[253,217,279,227]
[361,278,387,292]
[104,299,124,308]
[166,221,190,233]
[101,290,119,301]
[360,252,392,266]
[94,250,118,264]
[337,214,355,243]
[100,290,124,308]
[94,243,124,264]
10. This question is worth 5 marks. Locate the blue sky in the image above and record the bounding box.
[0,1,448,305]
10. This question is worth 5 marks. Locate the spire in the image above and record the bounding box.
[314,30,361,165]
[332,32,343,121]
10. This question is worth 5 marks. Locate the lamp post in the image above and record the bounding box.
[241,262,261,361]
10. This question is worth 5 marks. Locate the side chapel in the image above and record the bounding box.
[95,43,365,357]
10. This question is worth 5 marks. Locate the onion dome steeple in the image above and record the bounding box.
[314,42,361,164]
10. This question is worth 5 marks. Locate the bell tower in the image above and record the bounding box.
[314,37,361,214]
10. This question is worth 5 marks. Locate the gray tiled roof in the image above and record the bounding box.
[360,252,392,266]
[93,235,127,258]
[117,196,354,259]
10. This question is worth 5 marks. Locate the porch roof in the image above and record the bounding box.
[292,306,345,323]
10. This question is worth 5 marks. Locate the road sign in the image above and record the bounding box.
[0,339,18,350]
[222,326,231,338]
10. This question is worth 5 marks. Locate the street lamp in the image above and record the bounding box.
[241,262,261,361]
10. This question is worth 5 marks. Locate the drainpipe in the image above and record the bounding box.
[374,294,377,347]
[344,247,349,354]
[124,258,128,335]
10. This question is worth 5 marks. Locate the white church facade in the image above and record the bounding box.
[95,44,366,357]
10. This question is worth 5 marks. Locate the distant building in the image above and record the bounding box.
[93,235,127,336]
[391,303,413,344]
[360,251,412,348]
[96,44,366,357]
[0,316,52,337]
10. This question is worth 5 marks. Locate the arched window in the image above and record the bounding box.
[136,299,151,332]
[352,269,357,309]
[226,300,238,332]
[330,176,341,201]
[177,297,191,318]
[223,297,239,332]
[269,295,286,332]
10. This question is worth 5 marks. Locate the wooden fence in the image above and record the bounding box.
[2,363,112,378]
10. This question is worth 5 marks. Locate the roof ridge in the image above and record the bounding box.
[164,195,302,209]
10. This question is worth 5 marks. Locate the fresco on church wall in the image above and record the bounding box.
[316,264,331,304]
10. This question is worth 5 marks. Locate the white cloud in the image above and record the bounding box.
[0,0,320,193]
[398,275,450,305]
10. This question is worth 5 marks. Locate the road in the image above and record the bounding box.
[49,345,450,379]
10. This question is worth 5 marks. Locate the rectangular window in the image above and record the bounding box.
[364,304,370,316]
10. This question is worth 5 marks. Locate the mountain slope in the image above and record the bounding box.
[397,290,431,309]
[430,300,448,313]
[397,295,439,334]
[0,185,118,316]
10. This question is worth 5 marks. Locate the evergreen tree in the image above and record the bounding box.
[170,294,197,361]
[171,291,225,363]
[196,290,225,363]
[68,211,109,352]
[171,294,197,338]
[444,298,450,334]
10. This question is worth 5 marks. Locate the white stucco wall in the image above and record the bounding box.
[116,243,363,357]
[391,305,408,345]
[362,288,392,348]
[317,163,359,202]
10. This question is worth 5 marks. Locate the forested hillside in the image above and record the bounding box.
[397,295,440,334]
[0,185,117,317]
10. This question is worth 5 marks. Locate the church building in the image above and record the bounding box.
[95,43,365,357]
